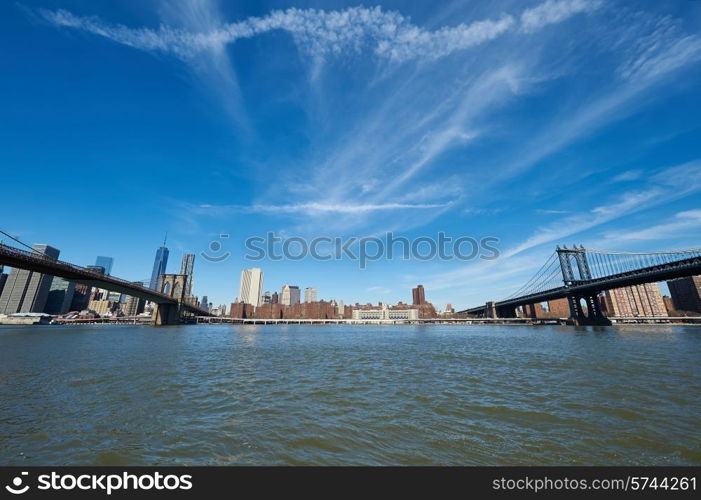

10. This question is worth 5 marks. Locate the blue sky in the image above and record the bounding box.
[1,0,700,309]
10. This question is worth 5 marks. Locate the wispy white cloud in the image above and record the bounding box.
[496,9,701,183]
[520,0,600,34]
[611,169,642,182]
[39,2,598,65]
[601,209,701,243]
[505,160,701,257]
[425,160,701,300]
[535,209,571,215]
[194,201,453,216]
[616,13,701,82]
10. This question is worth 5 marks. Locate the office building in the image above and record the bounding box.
[94,256,114,275]
[304,287,318,303]
[149,241,169,290]
[271,291,279,304]
[122,283,146,316]
[44,277,76,315]
[200,295,209,310]
[239,268,264,307]
[263,291,272,304]
[0,265,7,297]
[88,299,117,316]
[180,253,195,296]
[602,283,667,317]
[667,276,701,314]
[280,284,300,306]
[412,284,426,305]
[0,244,60,314]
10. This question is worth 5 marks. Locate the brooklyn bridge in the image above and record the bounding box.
[0,242,211,324]
[459,246,701,324]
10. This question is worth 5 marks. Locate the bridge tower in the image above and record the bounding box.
[556,246,610,326]
[152,273,190,325]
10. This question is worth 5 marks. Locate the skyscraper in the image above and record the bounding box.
[412,284,426,305]
[280,284,300,306]
[179,253,195,296]
[239,268,264,307]
[667,276,701,313]
[44,278,76,315]
[0,244,60,314]
[94,256,114,275]
[304,287,318,302]
[149,239,169,290]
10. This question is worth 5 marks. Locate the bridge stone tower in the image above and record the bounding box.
[152,274,190,325]
[557,246,609,326]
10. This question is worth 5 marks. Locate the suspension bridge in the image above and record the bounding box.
[459,246,701,325]
[0,241,211,324]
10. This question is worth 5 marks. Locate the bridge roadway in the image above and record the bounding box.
[0,243,211,319]
[460,254,701,316]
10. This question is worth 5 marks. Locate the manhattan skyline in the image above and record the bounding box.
[1,0,701,308]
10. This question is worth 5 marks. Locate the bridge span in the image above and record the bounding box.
[0,242,211,324]
[459,246,701,325]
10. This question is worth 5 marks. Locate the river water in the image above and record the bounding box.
[0,324,699,465]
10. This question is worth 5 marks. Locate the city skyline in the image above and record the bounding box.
[1,1,701,308]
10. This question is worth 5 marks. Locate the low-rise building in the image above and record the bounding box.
[352,303,419,321]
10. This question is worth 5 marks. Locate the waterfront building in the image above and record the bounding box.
[94,256,114,275]
[200,295,208,310]
[210,304,226,316]
[149,241,169,290]
[239,268,264,307]
[663,296,676,315]
[304,287,318,303]
[122,286,145,316]
[412,284,426,305]
[179,253,195,297]
[667,276,701,314]
[0,244,60,315]
[352,303,419,320]
[280,284,300,306]
[88,299,118,316]
[337,299,345,317]
[44,277,76,315]
[601,283,667,317]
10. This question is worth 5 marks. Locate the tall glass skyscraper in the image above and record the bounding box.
[94,256,114,275]
[149,245,169,290]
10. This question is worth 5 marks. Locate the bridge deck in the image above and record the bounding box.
[0,243,209,315]
[460,254,701,315]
